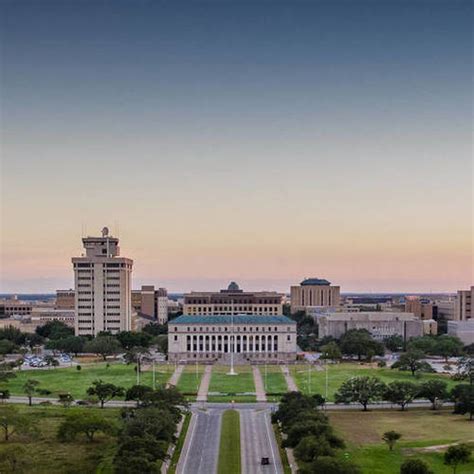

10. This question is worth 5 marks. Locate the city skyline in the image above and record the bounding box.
[1,1,472,293]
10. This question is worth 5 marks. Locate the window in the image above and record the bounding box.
[174,335,178,341]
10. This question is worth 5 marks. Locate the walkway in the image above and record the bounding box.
[167,364,184,388]
[196,365,213,402]
[252,366,267,402]
[281,366,298,392]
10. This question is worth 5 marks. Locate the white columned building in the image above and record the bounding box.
[168,315,297,363]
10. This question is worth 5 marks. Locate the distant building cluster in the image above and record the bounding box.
[0,228,472,360]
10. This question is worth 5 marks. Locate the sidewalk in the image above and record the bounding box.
[252,366,267,402]
[281,365,298,392]
[167,364,184,388]
[196,365,212,402]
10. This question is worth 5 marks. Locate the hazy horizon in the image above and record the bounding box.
[1,1,472,294]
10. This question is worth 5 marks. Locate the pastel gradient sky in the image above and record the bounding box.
[0,1,472,293]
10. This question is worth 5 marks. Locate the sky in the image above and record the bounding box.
[0,0,472,293]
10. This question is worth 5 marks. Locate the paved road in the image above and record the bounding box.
[177,407,222,474]
[240,407,283,474]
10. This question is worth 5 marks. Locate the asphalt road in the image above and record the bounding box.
[177,407,222,474]
[240,407,283,474]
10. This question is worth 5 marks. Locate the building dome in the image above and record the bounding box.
[227,281,240,292]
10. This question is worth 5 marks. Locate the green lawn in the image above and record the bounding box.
[329,409,474,474]
[0,405,120,474]
[208,365,256,402]
[290,362,460,401]
[5,362,173,399]
[260,366,288,401]
[176,365,204,399]
[217,410,241,474]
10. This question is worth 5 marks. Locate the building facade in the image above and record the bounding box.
[183,282,283,316]
[31,308,75,327]
[55,289,76,310]
[132,285,169,324]
[456,286,473,321]
[290,278,340,313]
[318,312,427,341]
[168,315,297,363]
[0,299,33,318]
[72,227,133,336]
[447,320,474,345]
[405,296,434,320]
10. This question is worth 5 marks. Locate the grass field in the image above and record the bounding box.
[217,410,241,474]
[0,405,119,474]
[208,365,256,402]
[328,409,474,474]
[4,362,174,399]
[290,362,460,401]
[260,366,288,401]
[176,365,204,399]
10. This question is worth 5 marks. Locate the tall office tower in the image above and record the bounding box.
[456,286,473,321]
[72,227,133,336]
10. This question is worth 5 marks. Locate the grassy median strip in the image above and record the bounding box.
[218,410,241,474]
[273,423,292,474]
[168,411,192,474]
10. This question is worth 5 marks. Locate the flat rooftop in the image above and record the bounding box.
[171,314,295,325]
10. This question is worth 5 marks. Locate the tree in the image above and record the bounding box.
[407,336,437,354]
[124,347,150,374]
[335,376,386,411]
[444,444,471,474]
[53,336,86,356]
[0,339,17,355]
[294,435,335,463]
[87,379,124,408]
[301,456,361,474]
[155,334,168,354]
[23,379,40,406]
[0,406,37,441]
[36,321,74,340]
[143,323,168,336]
[384,335,404,352]
[382,431,402,451]
[125,385,153,407]
[392,349,433,376]
[435,336,464,363]
[58,392,74,408]
[451,384,474,421]
[339,329,384,361]
[400,458,433,474]
[57,411,116,442]
[116,331,151,350]
[320,342,342,362]
[24,333,44,350]
[455,356,474,385]
[43,355,59,369]
[272,391,325,429]
[418,380,448,410]
[84,336,122,360]
[384,381,418,411]
[0,327,26,346]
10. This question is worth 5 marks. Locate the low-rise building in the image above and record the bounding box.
[318,312,427,341]
[31,308,75,327]
[290,278,340,313]
[55,289,75,310]
[0,299,33,318]
[447,320,474,345]
[184,282,284,316]
[405,296,434,320]
[168,314,297,364]
[132,285,169,324]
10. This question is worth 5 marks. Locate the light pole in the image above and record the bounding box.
[227,311,237,375]
[152,360,156,390]
[136,354,141,386]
